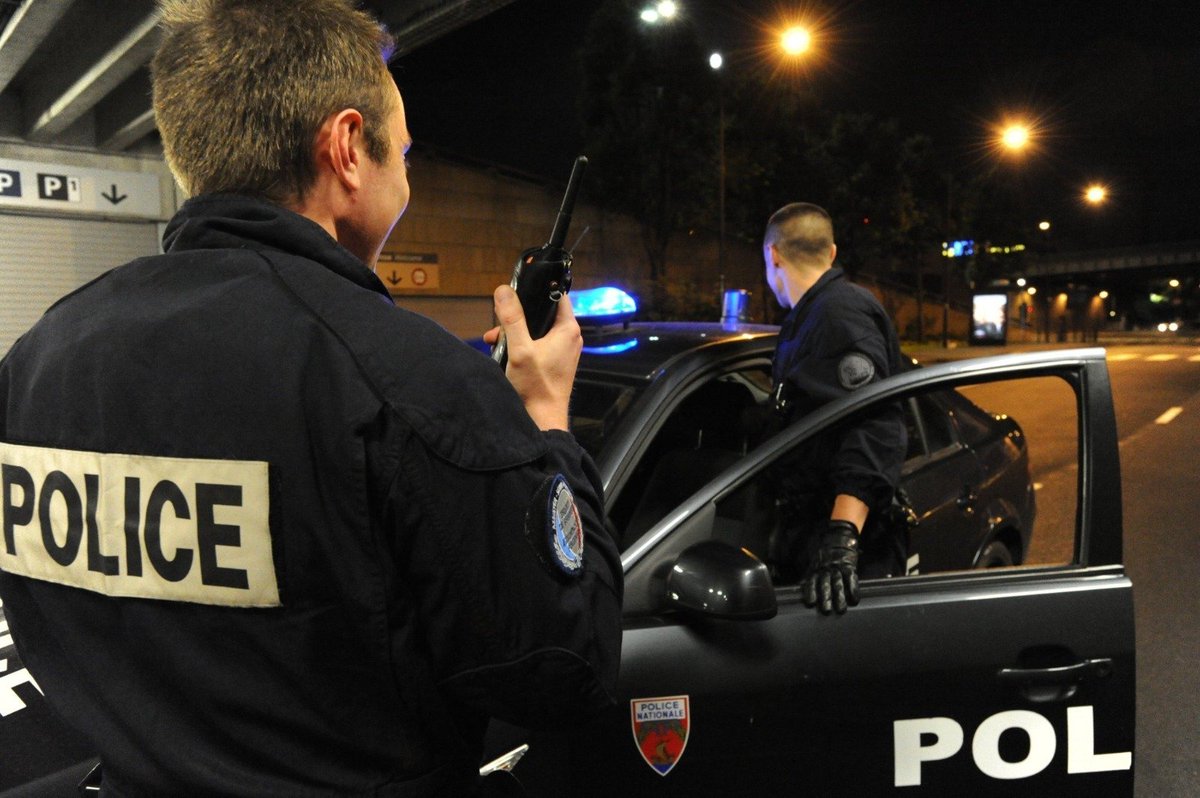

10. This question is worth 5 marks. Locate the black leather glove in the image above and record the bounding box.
[801,520,861,614]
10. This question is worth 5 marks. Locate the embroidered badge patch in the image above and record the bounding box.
[631,695,690,776]
[837,352,875,390]
[526,475,584,578]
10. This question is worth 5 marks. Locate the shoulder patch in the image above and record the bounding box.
[837,352,875,390]
[525,474,584,578]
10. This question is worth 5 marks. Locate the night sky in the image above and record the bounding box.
[391,0,1200,251]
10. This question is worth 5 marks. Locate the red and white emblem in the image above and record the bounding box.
[631,695,690,776]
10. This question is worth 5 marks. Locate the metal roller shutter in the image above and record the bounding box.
[0,215,160,356]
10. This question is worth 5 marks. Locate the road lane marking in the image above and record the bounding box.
[1146,354,1179,362]
[1106,353,1140,361]
[1155,407,1184,425]
[1189,354,1200,362]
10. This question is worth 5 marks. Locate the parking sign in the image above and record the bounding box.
[0,169,20,198]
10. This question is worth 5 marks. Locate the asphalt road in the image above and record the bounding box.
[1110,349,1200,797]
[924,340,1200,796]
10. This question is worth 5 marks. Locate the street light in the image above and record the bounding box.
[1000,123,1030,152]
[710,50,727,283]
[639,1,678,24]
[780,25,812,56]
[1084,184,1107,204]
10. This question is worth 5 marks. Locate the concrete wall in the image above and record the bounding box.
[386,154,765,336]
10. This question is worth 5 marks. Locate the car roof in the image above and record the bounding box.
[577,321,779,382]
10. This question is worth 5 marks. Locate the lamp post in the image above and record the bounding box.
[709,51,727,283]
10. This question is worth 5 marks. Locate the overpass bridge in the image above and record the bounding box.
[1026,240,1200,283]
[1004,240,1200,340]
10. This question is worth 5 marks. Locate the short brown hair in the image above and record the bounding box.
[152,0,397,202]
[764,202,835,265]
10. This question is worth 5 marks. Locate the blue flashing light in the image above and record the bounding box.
[571,286,638,319]
[582,339,639,355]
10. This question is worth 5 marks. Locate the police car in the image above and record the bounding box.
[483,287,1134,796]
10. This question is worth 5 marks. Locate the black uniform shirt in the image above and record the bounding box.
[0,194,622,796]
[771,266,906,514]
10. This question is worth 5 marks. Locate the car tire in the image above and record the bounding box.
[974,539,1015,569]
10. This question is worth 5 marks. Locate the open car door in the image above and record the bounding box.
[498,349,1133,797]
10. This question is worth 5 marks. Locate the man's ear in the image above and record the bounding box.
[317,108,366,193]
[829,243,838,264]
[768,242,783,269]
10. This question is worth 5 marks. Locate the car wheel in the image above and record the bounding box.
[974,539,1015,569]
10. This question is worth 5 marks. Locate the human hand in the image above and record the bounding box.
[801,520,860,614]
[486,284,581,431]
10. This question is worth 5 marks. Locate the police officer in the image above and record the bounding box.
[0,1,621,794]
[763,202,907,615]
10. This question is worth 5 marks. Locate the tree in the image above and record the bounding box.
[578,0,718,295]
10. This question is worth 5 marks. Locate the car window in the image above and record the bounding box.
[915,393,957,453]
[570,378,640,460]
[621,365,1090,615]
[902,399,924,460]
[607,365,772,550]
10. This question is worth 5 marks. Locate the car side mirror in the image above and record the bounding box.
[666,540,777,620]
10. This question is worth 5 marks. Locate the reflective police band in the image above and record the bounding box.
[0,442,279,608]
[525,474,584,579]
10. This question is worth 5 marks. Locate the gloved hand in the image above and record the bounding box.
[801,520,860,614]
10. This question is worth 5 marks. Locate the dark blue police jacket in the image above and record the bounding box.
[0,194,622,796]
[771,266,906,516]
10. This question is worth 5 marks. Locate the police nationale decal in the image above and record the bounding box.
[631,695,690,776]
[527,474,584,578]
[0,442,279,608]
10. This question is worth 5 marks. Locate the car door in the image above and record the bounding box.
[502,349,1133,797]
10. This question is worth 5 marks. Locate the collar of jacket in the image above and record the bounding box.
[161,193,392,301]
[780,266,844,336]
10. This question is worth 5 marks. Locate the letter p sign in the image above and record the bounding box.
[0,169,19,198]
[894,717,964,787]
[37,173,80,202]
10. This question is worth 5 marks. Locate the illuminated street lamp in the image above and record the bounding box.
[1038,220,1051,231]
[780,25,812,56]
[711,50,727,280]
[1084,184,1107,204]
[639,0,678,24]
[1001,124,1030,151]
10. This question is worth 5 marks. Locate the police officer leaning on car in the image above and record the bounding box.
[762,202,907,615]
[0,0,621,795]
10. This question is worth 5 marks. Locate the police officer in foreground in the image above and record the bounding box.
[0,0,621,794]
[762,202,907,615]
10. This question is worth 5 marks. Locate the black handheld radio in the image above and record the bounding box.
[491,155,588,370]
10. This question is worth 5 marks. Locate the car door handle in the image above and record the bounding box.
[998,658,1114,702]
[956,486,977,513]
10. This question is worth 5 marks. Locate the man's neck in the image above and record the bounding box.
[787,262,831,307]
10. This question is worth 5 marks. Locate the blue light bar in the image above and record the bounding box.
[570,286,638,319]
[583,339,639,355]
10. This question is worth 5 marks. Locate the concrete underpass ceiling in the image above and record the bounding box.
[0,0,513,154]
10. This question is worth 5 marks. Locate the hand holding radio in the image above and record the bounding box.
[491,156,587,370]
[487,156,588,431]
